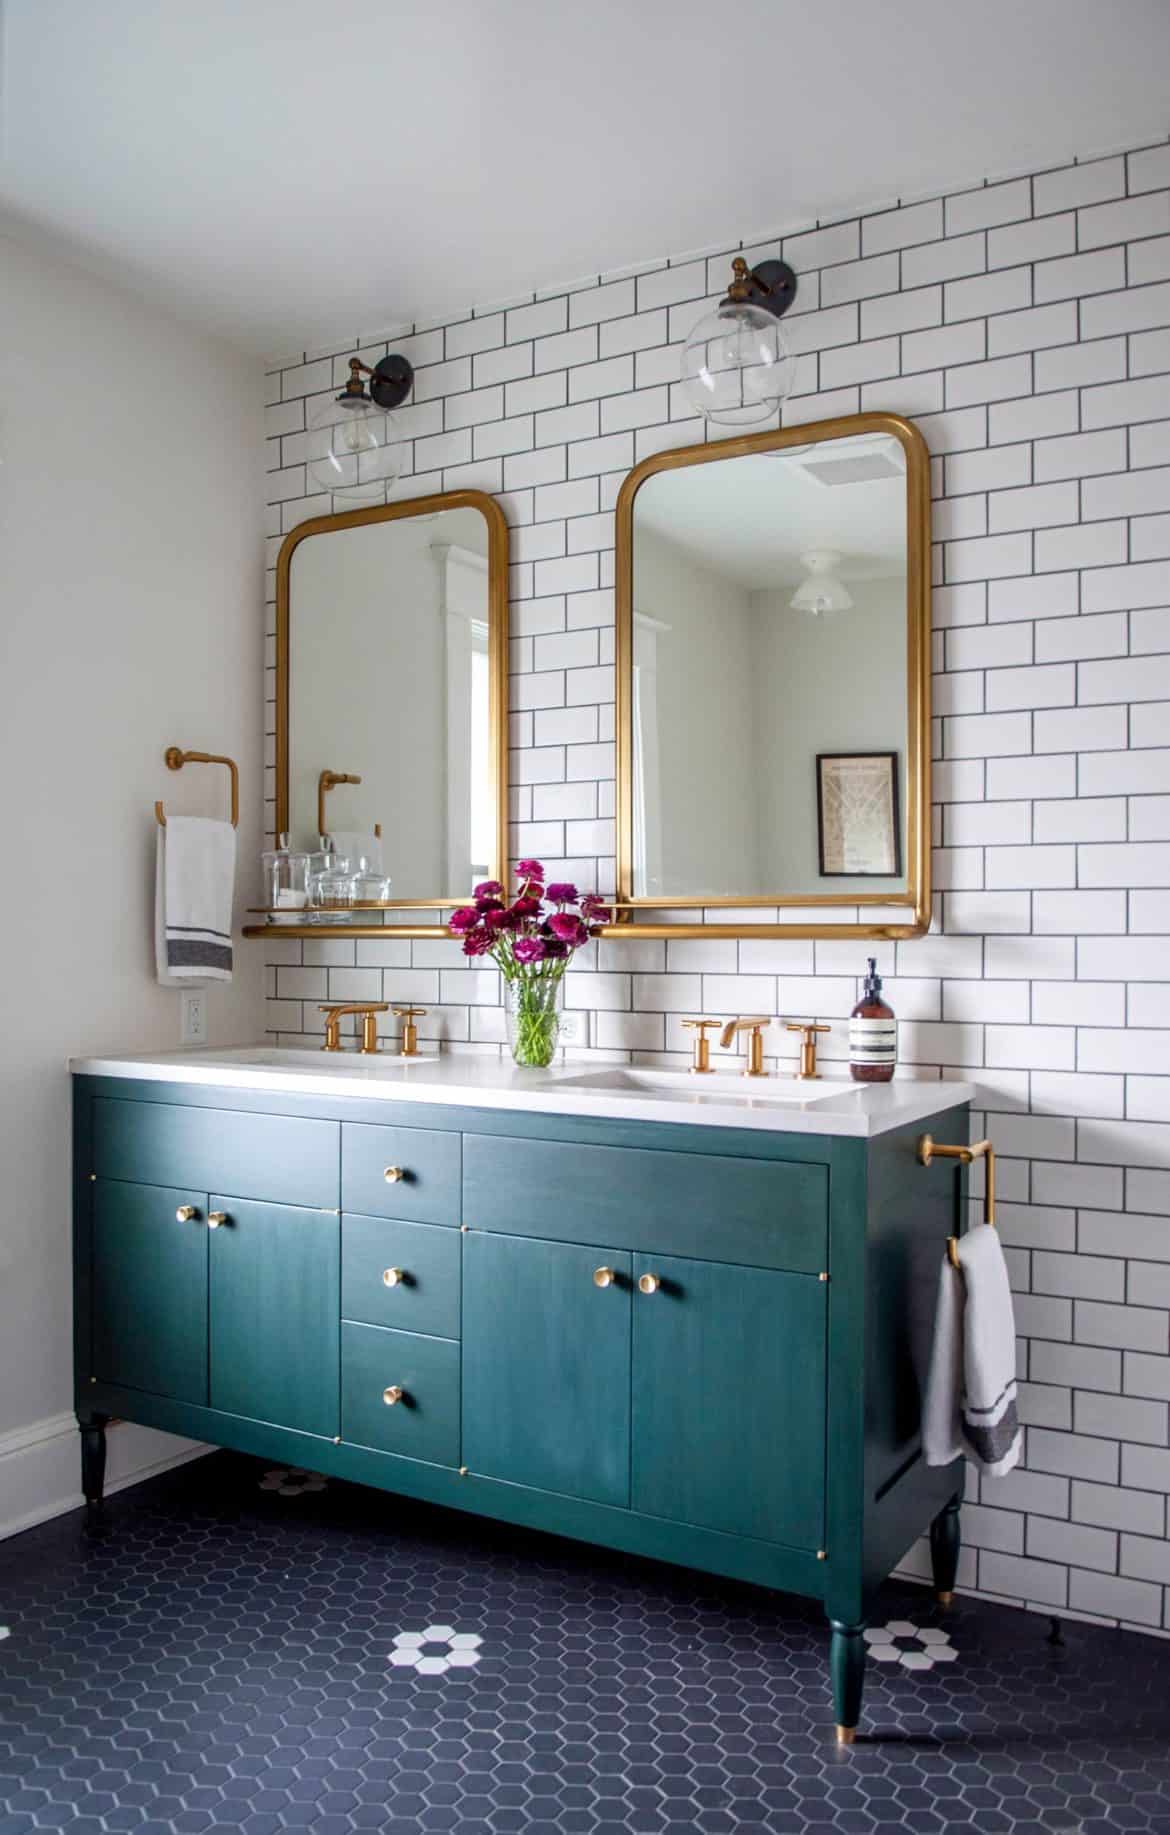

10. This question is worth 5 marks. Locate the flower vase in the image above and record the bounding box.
[505,976,564,1069]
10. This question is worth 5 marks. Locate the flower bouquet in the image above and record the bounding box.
[450,860,610,1068]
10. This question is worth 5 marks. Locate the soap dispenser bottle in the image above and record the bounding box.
[849,958,896,1083]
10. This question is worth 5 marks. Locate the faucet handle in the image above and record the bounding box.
[785,1019,831,1080]
[681,1017,720,1075]
[391,1004,427,1058]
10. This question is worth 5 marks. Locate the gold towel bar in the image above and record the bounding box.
[917,1133,996,1270]
[155,747,239,828]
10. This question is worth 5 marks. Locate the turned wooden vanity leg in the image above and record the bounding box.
[931,1490,963,1607]
[80,1415,108,1524]
[829,1619,866,1745]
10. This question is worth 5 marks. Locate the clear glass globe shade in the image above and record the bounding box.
[681,300,794,427]
[307,394,403,503]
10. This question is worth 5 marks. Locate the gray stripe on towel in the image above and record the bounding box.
[167,940,233,971]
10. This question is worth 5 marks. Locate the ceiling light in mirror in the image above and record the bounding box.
[307,353,414,502]
[681,257,798,427]
[790,550,854,616]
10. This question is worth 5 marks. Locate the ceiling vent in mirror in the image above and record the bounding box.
[794,451,904,486]
[681,257,798,427]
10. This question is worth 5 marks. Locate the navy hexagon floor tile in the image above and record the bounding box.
[2,1451,1169,1831]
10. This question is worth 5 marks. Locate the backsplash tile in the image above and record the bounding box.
[262,139,1170,1634]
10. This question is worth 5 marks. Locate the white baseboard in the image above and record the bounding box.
[0,1410,210,1542]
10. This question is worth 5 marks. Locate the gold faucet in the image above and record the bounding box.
[719,1016,771,1078]
[391,1005,427,1057]
[786,1020,831,1080]
[319,1002,389,1054]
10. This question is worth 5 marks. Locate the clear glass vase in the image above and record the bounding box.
[505,976,564,1069]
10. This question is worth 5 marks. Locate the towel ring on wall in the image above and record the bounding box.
[155,747,240,828]
[917,1133,996,1269]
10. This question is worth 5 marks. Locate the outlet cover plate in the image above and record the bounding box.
[559,1009,588,1048]
[180,989,208,1047]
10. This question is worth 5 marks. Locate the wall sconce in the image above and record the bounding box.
[681,256,798,427]
[790,550,854,616]
[308,353,414,502]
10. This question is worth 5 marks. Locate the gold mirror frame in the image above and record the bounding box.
[259,489,509,941]
[613,413,931,940]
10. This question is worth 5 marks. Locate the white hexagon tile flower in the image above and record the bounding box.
[863,1620,959,1670]
[390,1625,483,1675]
[257,1467,327,1498]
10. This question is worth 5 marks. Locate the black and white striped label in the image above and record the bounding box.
[849,1016,897,1066]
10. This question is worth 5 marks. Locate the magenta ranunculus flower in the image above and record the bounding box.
[449,906,478,932]
[549,911,587,945]
[515,859,544,882]
[545,882,578,904]
[473,880,504,900]
[580,893,607,919]
[513,936,546,964]
[511,896,541,919]
[462,927,494,956]
[476,895,505,915]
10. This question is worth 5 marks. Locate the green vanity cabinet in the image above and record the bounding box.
[462,1233,633,1506]
[73,1071,971,1743]
[631,1255,826,1548]
[208,1198,340,1438]
[91,1180,209,1405]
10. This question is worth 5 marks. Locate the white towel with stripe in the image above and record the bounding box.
[155,816,236,984]
[923,1222,1022,1478]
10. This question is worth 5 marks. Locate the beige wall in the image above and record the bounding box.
[0,233,266,1528]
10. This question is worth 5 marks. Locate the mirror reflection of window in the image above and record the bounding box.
[287,506,492,901]
[629,432,909,901]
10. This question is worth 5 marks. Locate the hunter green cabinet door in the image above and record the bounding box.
[91,1180,208,1404]
[462,1232,632,1507]
[208,1197,340,1439]
[632,1255,827,1549]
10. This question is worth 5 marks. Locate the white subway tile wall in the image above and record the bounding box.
[263,142,1170,1632]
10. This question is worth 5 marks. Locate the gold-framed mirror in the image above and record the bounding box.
[270,490,508,936]
[614,413,931,939]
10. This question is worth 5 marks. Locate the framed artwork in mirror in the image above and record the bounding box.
[613,412,931,940]
[816,752,902,879]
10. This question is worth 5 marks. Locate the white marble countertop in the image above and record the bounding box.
[70,1047,974,1139]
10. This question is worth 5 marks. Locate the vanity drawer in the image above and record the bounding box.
[93,1098,339,1211]
[463,1135,827,1274]
[341,1321,460,1467]
[342,1214,461,1339]
[341,1122,461,1224]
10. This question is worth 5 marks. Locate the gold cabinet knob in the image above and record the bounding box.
[638,1273,661,1295]
[207,1211,229,1229]
[382,1267,406,1288]
[593,1266,617,1289]
[175,1205,198,1223]
[382,1385,404,1406]
[384,1165,405,1183]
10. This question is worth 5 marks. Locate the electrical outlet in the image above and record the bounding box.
[180,989,208,1048]
[559,1009,588,1049]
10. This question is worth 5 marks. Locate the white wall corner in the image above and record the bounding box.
[0,1412,209,1543]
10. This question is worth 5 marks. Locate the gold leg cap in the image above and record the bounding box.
[836,1725,856,1746]
[936,1590,954,1608]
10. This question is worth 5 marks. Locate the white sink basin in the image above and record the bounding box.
[552,1068,852,1103]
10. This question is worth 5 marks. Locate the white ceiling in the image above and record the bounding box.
[636,437,907,590]
[2,0,1167,359]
